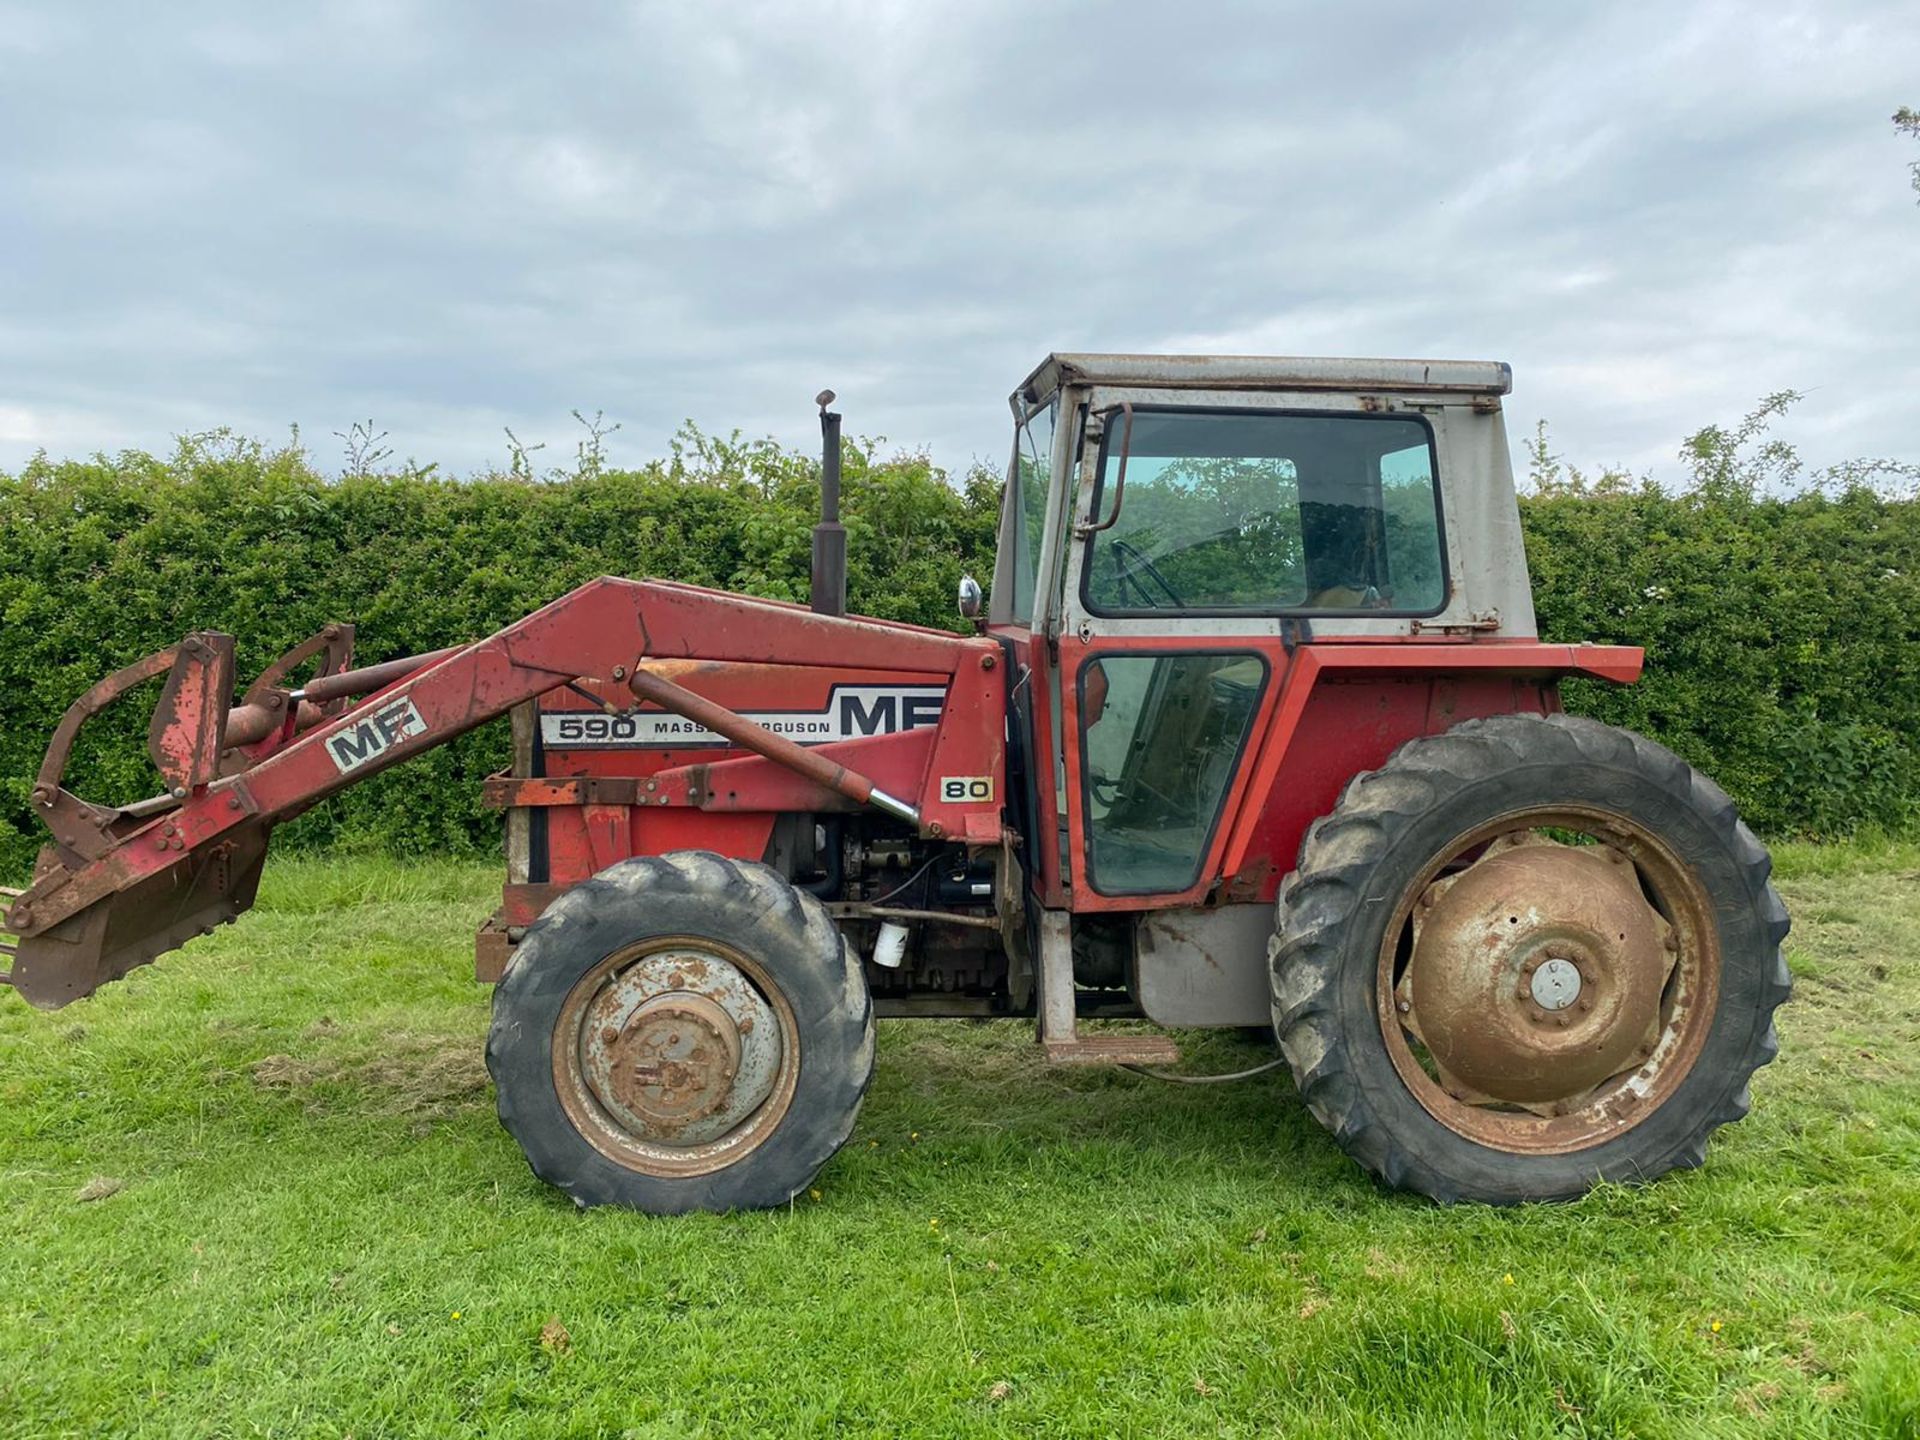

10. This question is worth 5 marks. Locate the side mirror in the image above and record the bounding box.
[957,575,983,620]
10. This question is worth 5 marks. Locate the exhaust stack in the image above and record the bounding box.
[810,389,847,617]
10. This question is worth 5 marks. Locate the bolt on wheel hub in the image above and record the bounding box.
[576,949,782,1146]
[1401,838,1673,1108]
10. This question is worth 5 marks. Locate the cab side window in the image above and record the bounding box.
[1082,410,1445,615]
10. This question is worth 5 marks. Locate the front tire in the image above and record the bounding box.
[1270,713,1790,1204]
[486,851,874,1214]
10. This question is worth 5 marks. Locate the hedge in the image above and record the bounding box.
[2,414,1916,876]
[0,428,998,874]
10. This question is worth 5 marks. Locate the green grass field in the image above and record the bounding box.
[2,844,1916,1439]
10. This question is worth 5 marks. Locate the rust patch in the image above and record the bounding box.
[551,936,798,1178]
[1404,842,1668,1106]
[589,992,741,1137]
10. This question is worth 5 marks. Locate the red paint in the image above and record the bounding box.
[1052,637,1640,914]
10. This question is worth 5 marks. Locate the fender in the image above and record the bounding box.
[1216,641,1644,900]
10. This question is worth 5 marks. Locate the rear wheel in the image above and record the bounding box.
[1270,713,1790,1204]
[487,851,873,1213]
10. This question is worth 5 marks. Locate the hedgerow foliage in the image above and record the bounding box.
[0,398,1914,875]
[1525,395,1920,839]
[0,426,998,873]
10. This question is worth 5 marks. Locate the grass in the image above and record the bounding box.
[1,843,1916,1439]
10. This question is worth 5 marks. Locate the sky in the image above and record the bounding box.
[2,1,1916,486]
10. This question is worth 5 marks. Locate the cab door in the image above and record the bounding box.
[1065,641,1272,905]
[1054,399,1448,911]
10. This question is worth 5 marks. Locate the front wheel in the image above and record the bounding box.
[486,851,873,1213]
[1270,713,1790,1204]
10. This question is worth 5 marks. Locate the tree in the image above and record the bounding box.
[1896,107,1920,203]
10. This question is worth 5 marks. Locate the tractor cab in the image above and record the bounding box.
[991,354,1533,639]
[985,355,1535,915]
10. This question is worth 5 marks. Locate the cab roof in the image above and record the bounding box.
[1014,353,1512,409]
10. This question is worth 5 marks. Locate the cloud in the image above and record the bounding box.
[0,0,1915,485]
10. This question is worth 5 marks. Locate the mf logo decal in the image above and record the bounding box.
[542,685,946,750]
[326,697,429,774]
[938,775,994,804]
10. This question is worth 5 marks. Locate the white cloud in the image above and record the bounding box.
[0,0,1915,485]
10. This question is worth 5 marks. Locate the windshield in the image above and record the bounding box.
[1082,409,1445,615]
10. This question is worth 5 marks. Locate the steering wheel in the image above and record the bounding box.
[1110,539,1187,608]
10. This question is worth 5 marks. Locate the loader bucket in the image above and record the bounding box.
[5,826,270,1009]
[1,621,450,1009]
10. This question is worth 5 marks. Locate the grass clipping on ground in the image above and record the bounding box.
[0,846,1916,1439]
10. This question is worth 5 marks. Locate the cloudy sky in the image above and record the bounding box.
[2,1,1915,485]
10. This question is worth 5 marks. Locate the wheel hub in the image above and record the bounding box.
[606,992,742,1129]
[1528,955,1582,1010]
[576,949,781,1146]
[1402,839,1673,1108]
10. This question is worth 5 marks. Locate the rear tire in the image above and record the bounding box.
[487,851,873,1214]
[1270,713,1790,1204]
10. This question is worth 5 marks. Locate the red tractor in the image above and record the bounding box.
[1,355,1789,1213]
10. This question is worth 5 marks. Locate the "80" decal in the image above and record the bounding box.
[938,775,994,804]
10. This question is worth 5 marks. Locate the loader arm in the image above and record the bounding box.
[2,577,1004,1008]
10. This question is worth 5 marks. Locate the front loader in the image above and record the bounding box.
[1,355,1790,1212]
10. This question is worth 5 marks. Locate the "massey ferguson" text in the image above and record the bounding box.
[541,685,947,749]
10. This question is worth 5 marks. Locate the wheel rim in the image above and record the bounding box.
[1375,806,1721,1155]
[552,935,800,1177]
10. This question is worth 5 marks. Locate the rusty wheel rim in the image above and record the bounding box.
[1375,806,1720,1155]
[553,935,800,1178]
